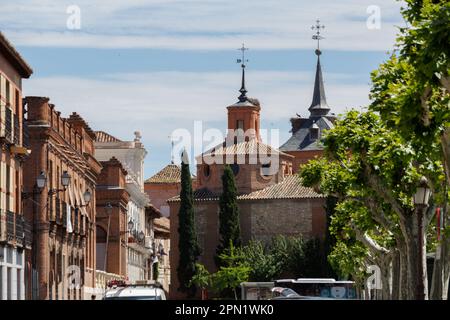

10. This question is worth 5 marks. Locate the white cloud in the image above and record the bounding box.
[1,0,406,51]
[23,70,370,147]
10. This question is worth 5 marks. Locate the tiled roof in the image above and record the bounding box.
[95,131,122,143]
[239,175,324,200]
[168,175,322,202]
[167,188,219,202]
[279,116,335,152]
[0,32,33,78]
[200,139,292,159]
[145,164,181,184]
[154,217,170,234]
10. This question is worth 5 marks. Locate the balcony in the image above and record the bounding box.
[6,211,14,242]
[4,106,13,142]
[1,211,28,246]
[94,269,124,295]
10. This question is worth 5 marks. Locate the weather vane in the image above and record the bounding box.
[237,43,249,67]
[311,19,325,55]
[236,43,249,102]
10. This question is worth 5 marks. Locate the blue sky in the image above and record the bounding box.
[0,0,406,178]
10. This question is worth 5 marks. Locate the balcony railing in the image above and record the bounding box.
[94,269,124,296]
[4,106,13,142]
[6,210,14,242]
[16,216,24,245]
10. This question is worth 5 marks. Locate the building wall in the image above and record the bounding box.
[168,197,327,299]
[23,98,101,300]
[0,52,28,300]
[94,136,151,283]
[196,154,292,195]
[286,150,323,173]
[144,183,180,217]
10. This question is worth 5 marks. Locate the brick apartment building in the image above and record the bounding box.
[22,98,102,300]
[95,157,130,280]
[0,32,33,300]
[94,131,154,283]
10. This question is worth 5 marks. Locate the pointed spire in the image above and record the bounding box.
[308,20,330,117]
[237,44,249,102]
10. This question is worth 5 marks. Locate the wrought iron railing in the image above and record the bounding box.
[16,215,25,245]
[6,210,15,242]
[5,107,13,142]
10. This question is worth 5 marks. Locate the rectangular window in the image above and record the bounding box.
[6,165,11,211]
[237,120,244,130]
[5,79,10,104]
[17,269,21,300]
[15,89,20,114]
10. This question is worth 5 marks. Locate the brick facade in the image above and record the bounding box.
[23,97,102,300]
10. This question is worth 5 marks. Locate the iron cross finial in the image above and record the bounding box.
[311,19,325,54]
[237,43,249,67]
[236,43,249,102]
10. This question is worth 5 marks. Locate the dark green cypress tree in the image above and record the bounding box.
[177,152,201,297]
[216,164,242,267]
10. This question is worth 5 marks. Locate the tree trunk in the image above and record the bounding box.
[431,234,450,299]
[404,211,428,300]
[391,250,401,299]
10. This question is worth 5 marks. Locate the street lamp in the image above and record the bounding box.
[138,231,145,242]
[413,176,431,300]
[105,202,113,216]
[36,171,46,189]
[128,219,134,232]
[414,176,431,206]
[61,171,71,188]
[83,189,92,204]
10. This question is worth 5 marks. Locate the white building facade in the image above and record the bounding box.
[94,131,151,283]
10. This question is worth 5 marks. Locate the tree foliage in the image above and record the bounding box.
[177,154,201,297]
[300,0,450,299]
[216,165,242,266]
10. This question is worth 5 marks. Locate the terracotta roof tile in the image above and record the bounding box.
[200,139,292,159]
[145,164,181,184]
[239,175,324,200]
[95,131,122,143]
[168,175,322,202]
[167,188,218,202]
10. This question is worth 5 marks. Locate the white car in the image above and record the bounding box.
[103,284,167,300]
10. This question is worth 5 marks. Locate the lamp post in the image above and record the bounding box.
[413,176,431,300]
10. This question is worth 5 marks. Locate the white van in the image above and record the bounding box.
[103,283,167,300]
